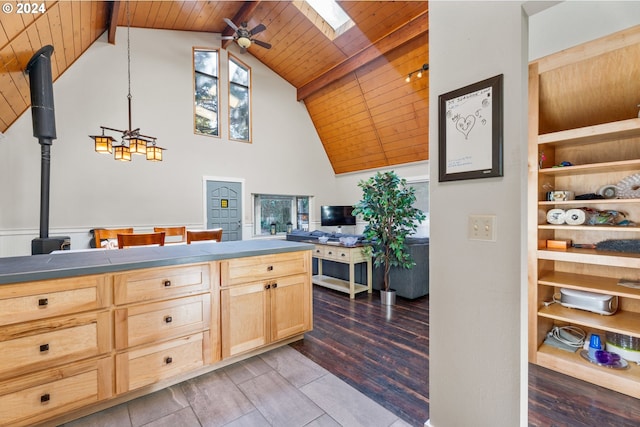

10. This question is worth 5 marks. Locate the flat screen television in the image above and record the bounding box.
[321,205,356,226]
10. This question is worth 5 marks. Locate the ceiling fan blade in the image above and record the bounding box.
[223,18,239,32]
[252,39,272,49]
[249,23,266,36]
[219,36,235,40]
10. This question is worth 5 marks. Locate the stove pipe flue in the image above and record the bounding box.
[26,45,68,254]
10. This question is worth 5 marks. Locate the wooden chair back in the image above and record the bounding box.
[94,228,134,248]
[153,226,186,243]
[117,232,166,249]
[187,229,223,244]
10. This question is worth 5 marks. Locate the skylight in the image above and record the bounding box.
[306,0,352,31]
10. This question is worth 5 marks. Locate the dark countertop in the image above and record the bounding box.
[0,240,314,285]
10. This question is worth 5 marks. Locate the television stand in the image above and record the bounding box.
[311,242,372,299]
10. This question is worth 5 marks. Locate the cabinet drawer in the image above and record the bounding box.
[221,251,309,286]
[324,247,350,262]
[0,275,109,326]
[0,357,112,427]
[312,245,325,257]
[114,263,211,305]
[115,294,210,349]
[0,311,111,381]
[115,333,205,394]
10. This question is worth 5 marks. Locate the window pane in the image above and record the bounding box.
[194,49,218,137]
[195,74,218,136]
[254,195,310,235]
[229,59,249,86]
[195,50,217,76]
[230,83,249,140]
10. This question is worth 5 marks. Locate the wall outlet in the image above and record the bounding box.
[468,215,497,241]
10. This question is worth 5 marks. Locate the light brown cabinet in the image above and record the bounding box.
[528,26,640,399]
[220,251,312,358]
[113,263,215,394]
[0,247,311,426]
[0,275,112,427]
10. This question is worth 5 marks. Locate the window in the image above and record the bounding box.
[407,178,429,237]
[295,0,354,39]
[193,49,219,137]
[228,55,251,142]
[254,195,310,236]
[305,0,351,31]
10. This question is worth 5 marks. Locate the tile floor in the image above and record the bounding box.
[61,346,412,427]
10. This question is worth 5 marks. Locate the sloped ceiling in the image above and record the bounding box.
[0,0,429,174]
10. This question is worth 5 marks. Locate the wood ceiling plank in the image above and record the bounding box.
[80,1,92,52]
[46,3,67,76]
[151,1,172,29]
[145,1,164,30]
[168,0,196,30]
[1,6,27,42]
[71,1,81,56]
[58,1,76,64]
[156,0,183,29]
[297,10,427,100]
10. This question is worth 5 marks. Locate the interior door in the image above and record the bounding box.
[206,180,242,241]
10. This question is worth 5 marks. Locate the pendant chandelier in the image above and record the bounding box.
[89,0,165,162]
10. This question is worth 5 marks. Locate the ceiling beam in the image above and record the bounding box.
[296,10,428,101]
[107,1,121,45]
[221,0,262,50]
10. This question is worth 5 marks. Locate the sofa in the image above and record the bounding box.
[287,230,429,299]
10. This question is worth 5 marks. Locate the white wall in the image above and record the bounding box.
[428,2,528,426]
[0,28,339,255]
[428,2,640,426]
[529,1,640,60]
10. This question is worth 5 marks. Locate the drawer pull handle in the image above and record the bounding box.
[265,284,271,290]
[272,283,278,289]
[328,251,332,255]
[40,344,49,352]
[38,298,49,306]
[164,280,171,287]
[165,357,173,364]
[165,316,173,323]
[267,265,274,271]
[40,393,50,403]
[341,253,346,257]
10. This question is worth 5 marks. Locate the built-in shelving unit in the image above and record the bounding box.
[528,25,640,399]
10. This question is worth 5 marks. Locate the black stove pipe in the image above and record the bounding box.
[26,45,56,240]
[26,45,68,254]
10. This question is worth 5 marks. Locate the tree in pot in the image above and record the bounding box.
[352,171,426,305]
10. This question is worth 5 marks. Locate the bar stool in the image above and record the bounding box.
[153,226,186,243]
[93,228,134,248]
[117,232,165,249]
[187,229,223,244]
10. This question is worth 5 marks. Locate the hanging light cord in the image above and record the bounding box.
[126,0,133,134]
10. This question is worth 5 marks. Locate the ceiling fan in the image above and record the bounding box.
[221,18,272,53]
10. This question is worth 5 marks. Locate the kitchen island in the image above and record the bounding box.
[0,240,313,427]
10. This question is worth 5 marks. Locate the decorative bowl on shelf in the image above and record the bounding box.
[339,236,358,247]
[318,236,330,244]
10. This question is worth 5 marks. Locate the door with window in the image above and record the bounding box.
[206,180,242,241]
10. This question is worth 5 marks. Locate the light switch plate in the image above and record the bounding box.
[468,215,497,241]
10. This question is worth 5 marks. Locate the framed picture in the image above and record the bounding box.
[438,74,503,182]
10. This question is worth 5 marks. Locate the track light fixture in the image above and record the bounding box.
[405,63,429,83]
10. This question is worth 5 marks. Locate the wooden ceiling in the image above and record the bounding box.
[0,1,429,174]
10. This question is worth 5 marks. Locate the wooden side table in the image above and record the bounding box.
[311,242,372,299]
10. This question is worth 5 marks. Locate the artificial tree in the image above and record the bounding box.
[352,171,426,297]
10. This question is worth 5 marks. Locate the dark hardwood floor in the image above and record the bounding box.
[291,285,640,427]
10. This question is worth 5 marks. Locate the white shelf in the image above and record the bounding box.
[312,274,369,295]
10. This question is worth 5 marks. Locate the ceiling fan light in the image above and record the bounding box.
[237,36,251,49]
